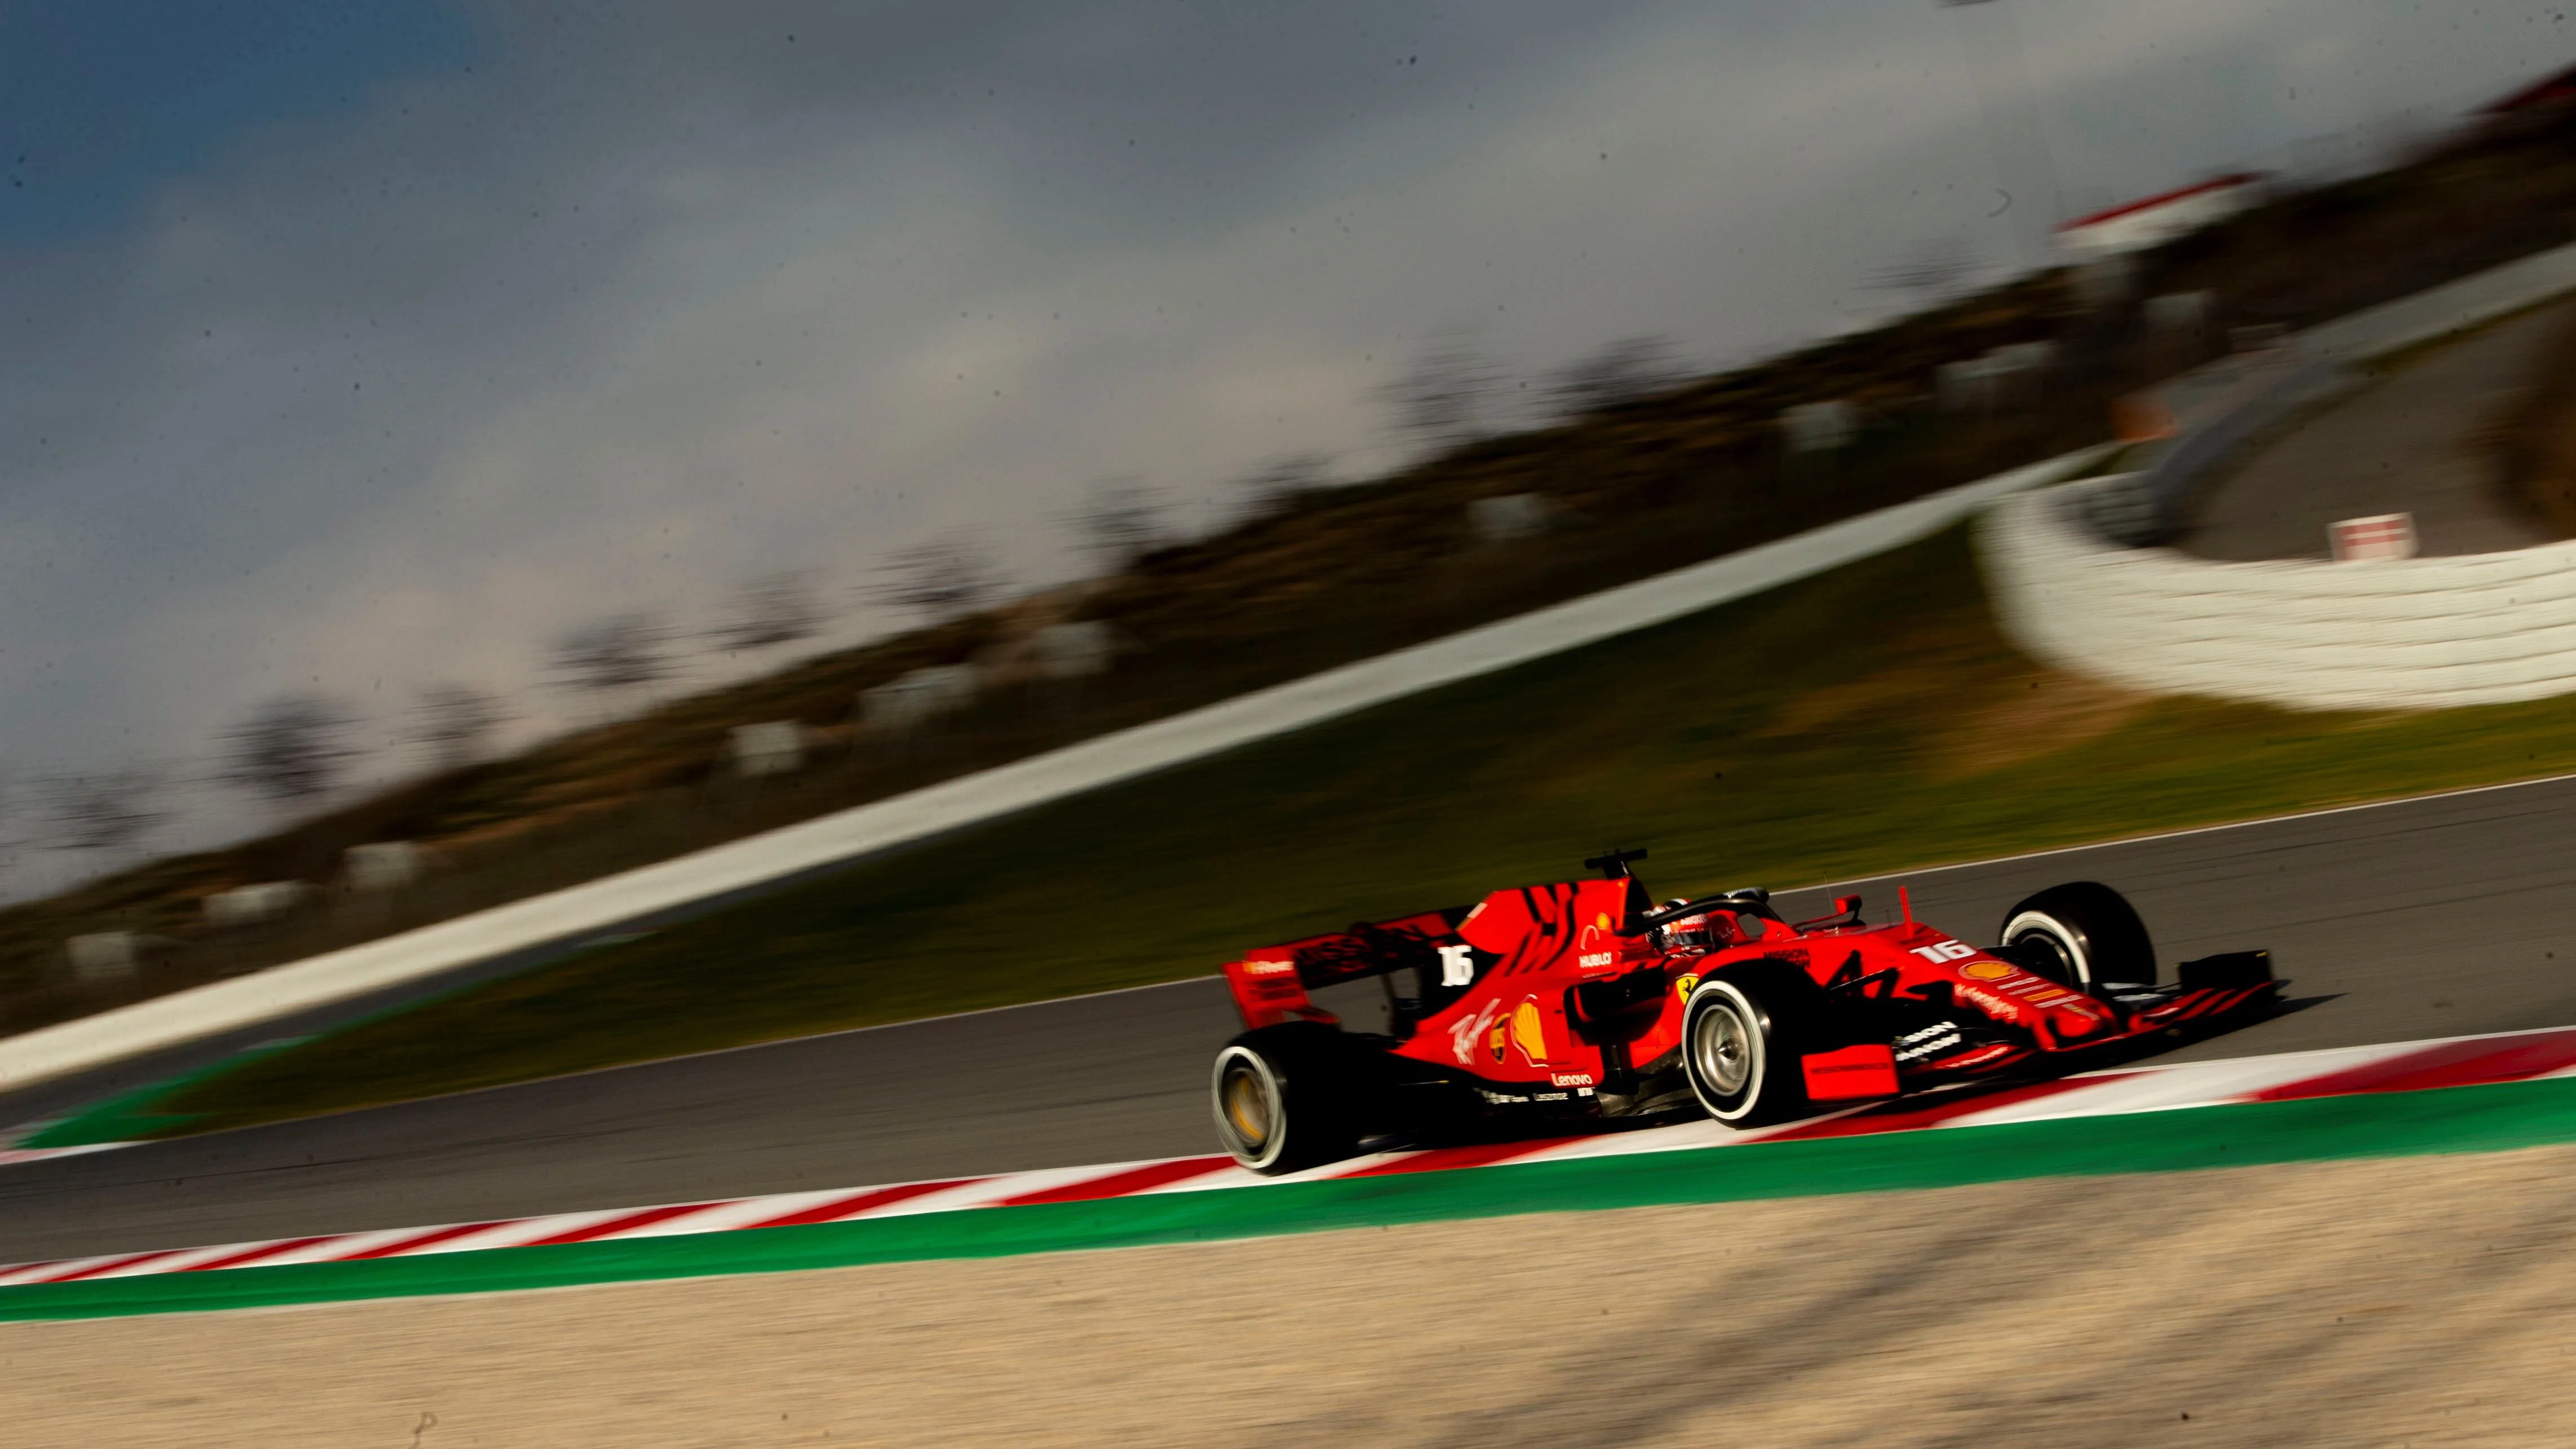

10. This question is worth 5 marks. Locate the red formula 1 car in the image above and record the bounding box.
[1209,850,2279,1173]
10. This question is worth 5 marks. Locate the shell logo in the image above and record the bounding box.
[1510,998,1550,1064]
[1960,960,2016,980]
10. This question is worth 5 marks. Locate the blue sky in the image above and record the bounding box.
[0,0,2568,892]
[0,1,481,246]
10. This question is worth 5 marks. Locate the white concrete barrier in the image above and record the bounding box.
[1982,235,2576,708]
[1983,478,2576,710]
[0,444,2110,1091]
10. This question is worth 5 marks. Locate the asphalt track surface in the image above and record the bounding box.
[6,775,2576,1262]
[2183,300,2566,561]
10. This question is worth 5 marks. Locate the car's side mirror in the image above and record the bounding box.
[1793,896,1865,930]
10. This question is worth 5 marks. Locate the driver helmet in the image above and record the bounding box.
[1654,901,1738,953]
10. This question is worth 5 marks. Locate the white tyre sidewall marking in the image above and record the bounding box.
[1999,909,2090,986]
[1685,978,1769,1123]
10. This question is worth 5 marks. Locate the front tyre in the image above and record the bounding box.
[1211,1024,1363,1175]
[1682,964,1820,1128]
[1997,881,2155,991]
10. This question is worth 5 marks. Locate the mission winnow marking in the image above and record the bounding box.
[7,1023,2576,1321]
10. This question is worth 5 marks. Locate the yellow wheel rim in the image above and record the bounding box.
[1222,1069,1273,1146]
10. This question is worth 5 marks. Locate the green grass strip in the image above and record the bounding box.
[15,932,655,1149]
[17,1036,314,1148]
[10,1076,2576,1323]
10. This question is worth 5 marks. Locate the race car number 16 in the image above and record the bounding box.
[1912,941,1979,964]
[1437,945,1476,987]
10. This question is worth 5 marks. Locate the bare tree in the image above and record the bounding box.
[551,613,673,697]
[868,537,1004,622]
[1386,335,1505,450]
[221,695,361,807]
[715,573,827,653]
[1235,453,1336,518]
[1545,336,1688,419]
[409,684,506,772]
[1070,480,1168,573]
[1869,237,1984,306]
[42,769,167,856]
[0,773,20,886]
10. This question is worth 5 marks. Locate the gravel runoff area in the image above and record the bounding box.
[7,1145,2575,1448]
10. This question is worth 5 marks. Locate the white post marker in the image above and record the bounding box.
[2330,512,2418,561]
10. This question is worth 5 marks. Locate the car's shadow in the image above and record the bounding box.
[1375,991,2340,1155]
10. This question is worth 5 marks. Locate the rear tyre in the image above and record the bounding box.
[1997,881,2155,991]
[1211,1024,1364,1175]
[1682,961,1824,1128]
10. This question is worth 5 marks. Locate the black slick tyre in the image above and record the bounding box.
[1997,881,2155,991]
[1210,1023,1363,1175]
[1681,961,1823,1129]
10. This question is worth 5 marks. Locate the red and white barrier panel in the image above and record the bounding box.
[8,1025,2575,1289]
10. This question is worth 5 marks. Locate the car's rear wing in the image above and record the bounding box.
[1221,908,1462,1030]
[1221,953,1322,1030]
